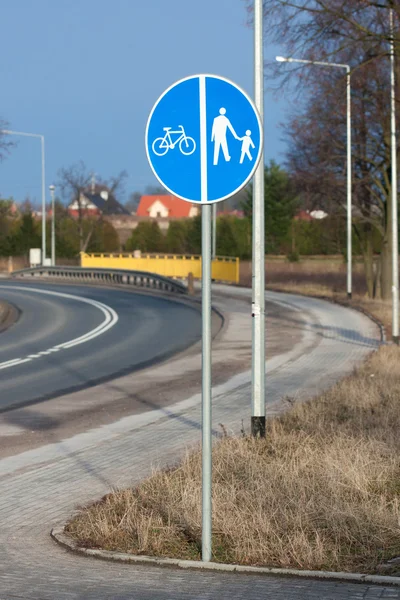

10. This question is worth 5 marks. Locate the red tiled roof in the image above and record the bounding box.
[136,195,195,218]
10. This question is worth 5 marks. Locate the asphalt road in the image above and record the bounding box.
[0,282,202,411]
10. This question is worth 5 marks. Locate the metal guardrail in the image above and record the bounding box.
[11,266,187,295]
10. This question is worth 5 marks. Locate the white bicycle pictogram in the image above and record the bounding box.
[152,125,196,156]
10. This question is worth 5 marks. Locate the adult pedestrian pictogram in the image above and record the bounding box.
[152,125,196,157]
[145,74,263,204]
[211,107,238,165]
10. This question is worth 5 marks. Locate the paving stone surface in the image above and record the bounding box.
[0,287,398,600]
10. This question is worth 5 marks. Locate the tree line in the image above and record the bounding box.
[0,199,119,258]
[0,161,381,261]
[125,162,378,259]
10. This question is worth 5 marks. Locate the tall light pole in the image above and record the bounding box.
[252,0,266,438]
[1,129,46,265]
[49,184,56,266]
[390,9,399,344]
[276,56,352,298]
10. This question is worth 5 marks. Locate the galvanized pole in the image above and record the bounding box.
[390,9,399,344]
[212,203,217,260]
[346,67,352,298]
[41,136,46,265]
[201,204,212,561]
[50,185,56,266]
[251,0,266,437]
[199,73,212,561]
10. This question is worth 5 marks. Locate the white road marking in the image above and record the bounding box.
[0,357,27,370]
[0,358,32,371]
[0,286,119,371]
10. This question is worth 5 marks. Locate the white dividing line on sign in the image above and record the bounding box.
[0,286,119,371]
[199,74,208,202]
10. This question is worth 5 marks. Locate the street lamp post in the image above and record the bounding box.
[252,0,266,438]
[390,9,399,344]
[49,185,56,266]
[276,56,352,298]
[1,129,46,265]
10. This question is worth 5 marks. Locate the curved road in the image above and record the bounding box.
[0,283,396,600]
[0,282,202,410]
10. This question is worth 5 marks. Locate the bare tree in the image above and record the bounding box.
[125,191,141,213]
[96,170,128,197]
[58,161,92,252]
[247,0,400,298]
[284,44,395,297]
[58,163,129,252]
[144,184,167,195]
[248,0,400,60]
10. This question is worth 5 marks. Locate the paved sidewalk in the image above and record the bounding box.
[1,288,397,599]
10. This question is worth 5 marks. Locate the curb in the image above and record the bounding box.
[51,527,400,586]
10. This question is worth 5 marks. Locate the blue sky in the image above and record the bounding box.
[0,0,288,205]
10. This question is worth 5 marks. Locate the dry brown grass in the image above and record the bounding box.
[66,347,400,573]
[240,257,368,297]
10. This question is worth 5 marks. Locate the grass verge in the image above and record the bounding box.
[65,344,400,573]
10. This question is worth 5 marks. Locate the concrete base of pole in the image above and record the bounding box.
[251,416,266,438]
[393,335,399,345]
[347,292,352,299]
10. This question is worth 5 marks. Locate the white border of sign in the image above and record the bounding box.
[145,73,263,205]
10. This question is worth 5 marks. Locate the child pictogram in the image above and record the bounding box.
[239,130,255,164]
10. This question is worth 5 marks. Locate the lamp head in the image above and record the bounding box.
[49,184,55,192]
[275,56,291,62]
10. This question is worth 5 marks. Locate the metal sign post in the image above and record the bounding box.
[212,203,217,260]
[201,203,212,560]
[146,73,263,561]
[252,0,265,438]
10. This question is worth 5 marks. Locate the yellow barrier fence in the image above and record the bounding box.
[80,253,239,284]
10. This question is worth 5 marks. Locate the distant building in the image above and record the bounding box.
[136,195,199,219]
[68,190,130,218]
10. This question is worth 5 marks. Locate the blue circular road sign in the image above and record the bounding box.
[145,74,263,204]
